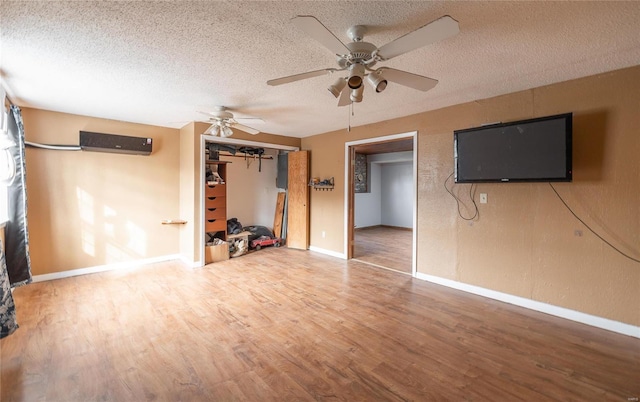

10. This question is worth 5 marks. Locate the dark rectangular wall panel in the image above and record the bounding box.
[80,131,153,155]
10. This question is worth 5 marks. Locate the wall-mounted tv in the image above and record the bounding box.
[454,113,572,183]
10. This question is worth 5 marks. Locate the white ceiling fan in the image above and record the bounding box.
[267,15,459,106]
[199,106,261,137]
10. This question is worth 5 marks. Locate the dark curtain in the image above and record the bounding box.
[1,239,18,338]
[5,105,32,286]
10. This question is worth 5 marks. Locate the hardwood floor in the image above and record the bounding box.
[1,248,638,401]
[354,226,412,274]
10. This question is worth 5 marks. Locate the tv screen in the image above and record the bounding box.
[454,113,572,183]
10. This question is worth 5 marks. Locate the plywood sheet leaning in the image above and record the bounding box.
[273,192,286,238]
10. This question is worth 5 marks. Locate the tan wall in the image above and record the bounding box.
[22,108,300,275]
[303,132,348,253]
[302,66,640,326]
[179,122,198,262]
[222,149,280,228]
[22,108,180,275]
[21,112,300,271]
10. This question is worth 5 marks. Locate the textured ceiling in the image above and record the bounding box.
[1,1,639,138]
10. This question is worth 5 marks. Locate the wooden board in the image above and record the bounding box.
[286,150,309,250]
[273,192,286,238]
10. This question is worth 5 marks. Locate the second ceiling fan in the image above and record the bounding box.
[267,15,459,106]
[199,106,261,137]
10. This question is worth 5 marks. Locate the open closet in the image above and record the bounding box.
[200,136,306,264]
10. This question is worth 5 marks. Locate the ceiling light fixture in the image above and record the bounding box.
[204,123,220,136]
[328,77,347,98]
[267,14,459,111]
[204,121,233,137]
[221,126,233,138]
[347,64,365,89]
[199,106,261,137]
[366,72,387,93]
[350,86,364,103]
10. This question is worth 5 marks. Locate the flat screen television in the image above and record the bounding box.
[454,113,572,183]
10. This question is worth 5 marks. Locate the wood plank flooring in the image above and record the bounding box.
[354,226,412,274]
[1,248,638,401]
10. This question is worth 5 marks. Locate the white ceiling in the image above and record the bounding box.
[2,1,639,138]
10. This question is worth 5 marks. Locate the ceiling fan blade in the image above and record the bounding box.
[198,110,217,117]
[267,68,337,86]
[234,117,264,122]
[379,68,438,91]
[337,85,351,107]
[292,15,350,56]
[376,15,459,60]
[230,122,260,135]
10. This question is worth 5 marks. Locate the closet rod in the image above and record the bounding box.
[215,152,274,160]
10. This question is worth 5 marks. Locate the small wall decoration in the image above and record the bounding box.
[309,177,334,191]
[354,153,367,193]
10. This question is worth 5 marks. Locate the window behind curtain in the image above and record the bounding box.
[1,98,13,224]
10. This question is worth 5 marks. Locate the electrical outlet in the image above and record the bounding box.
[322,231,326,238]
[480,193,488,204]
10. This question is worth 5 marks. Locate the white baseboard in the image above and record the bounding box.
[32,254,184,283]
[415,273,639,339]
[308,246,347,260]
[179,255,203,268]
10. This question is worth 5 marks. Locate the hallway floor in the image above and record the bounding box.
[353,226,412,274]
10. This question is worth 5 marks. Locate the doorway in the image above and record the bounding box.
[344,132,417,276]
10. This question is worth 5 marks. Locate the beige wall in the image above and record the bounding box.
[22,108,181,275]
[303,66,640,326]
[222,148,280,228]
[21,112,302,270]
[179,122,199,262]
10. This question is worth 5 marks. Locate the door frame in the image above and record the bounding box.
[344,131,418,277]
[199,135,298,266]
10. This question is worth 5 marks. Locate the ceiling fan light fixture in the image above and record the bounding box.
[221,126,233,138]
[350,86,364,103]
[328,77,347,98]
[347,64,365,89]
[204,123,220,136]
[367,72,388,93]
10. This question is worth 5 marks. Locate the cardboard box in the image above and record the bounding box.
[205,242,229,264]
[227,230,251,243]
